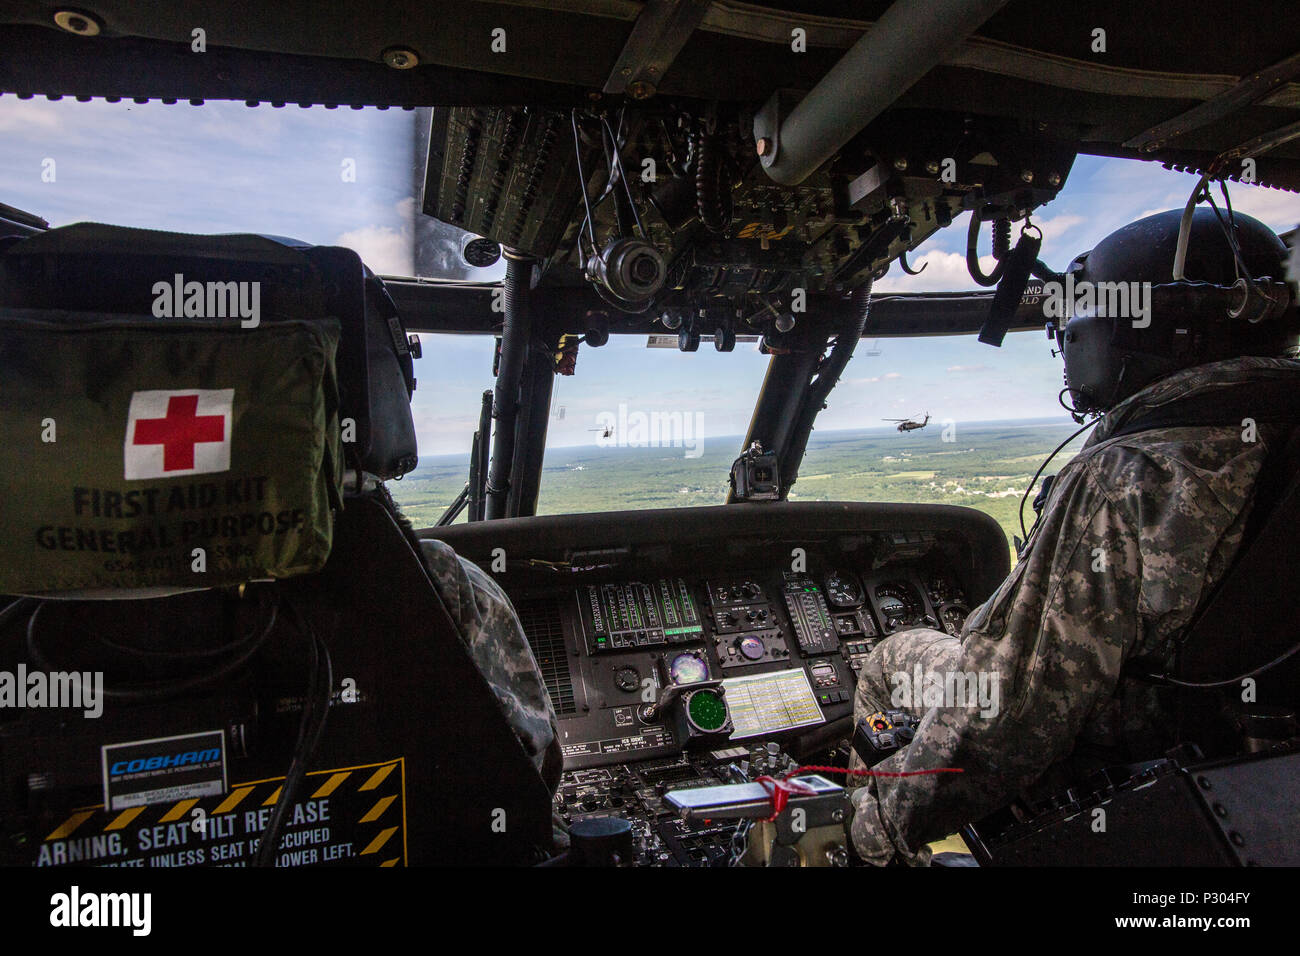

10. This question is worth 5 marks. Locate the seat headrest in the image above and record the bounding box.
[0,222,420,595]
[0,223,418,479]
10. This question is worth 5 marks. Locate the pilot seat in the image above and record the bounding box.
[0,223,556,867]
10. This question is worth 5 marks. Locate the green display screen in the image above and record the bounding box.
[687,690,729,732]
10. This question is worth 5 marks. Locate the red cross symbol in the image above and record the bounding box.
[131,394,227,472]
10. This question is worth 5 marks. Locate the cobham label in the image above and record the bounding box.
[102,730,228,810]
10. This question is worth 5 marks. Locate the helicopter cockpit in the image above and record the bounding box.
[1,1,1299,883]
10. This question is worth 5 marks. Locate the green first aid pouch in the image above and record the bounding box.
[0,309,343,595]
[0,223,423,596]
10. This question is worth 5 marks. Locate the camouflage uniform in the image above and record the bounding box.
[417,538,564,793]
[847,356,1300,866]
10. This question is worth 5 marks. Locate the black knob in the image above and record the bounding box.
[568,817,635,867]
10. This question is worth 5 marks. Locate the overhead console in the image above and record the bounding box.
[426,502,1007,764]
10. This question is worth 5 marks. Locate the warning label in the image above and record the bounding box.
[36,758,407,868]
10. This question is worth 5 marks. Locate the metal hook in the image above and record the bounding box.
[899,248,928,275]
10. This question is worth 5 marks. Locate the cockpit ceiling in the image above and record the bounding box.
[1,0,1299,171]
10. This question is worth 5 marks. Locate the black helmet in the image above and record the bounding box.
[1057,207,1298,413]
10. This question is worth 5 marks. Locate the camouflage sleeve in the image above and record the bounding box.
[846,439,1242,865]
[416,539,563,792]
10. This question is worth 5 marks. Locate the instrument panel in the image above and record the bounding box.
[545,559,970,770]
[427,502,1008,865]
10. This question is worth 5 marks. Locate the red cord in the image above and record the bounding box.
[784,763,964,780]
[754,764,963,821]
[753,775,818,818]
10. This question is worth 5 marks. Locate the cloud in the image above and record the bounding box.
[1084,159,1300,239]
[946,364,991,373]
[1034,213,1085,236]
[0,98,61,133]
[333,198,415,274]
[873,250,991,293]
[1034,214,1086,243]
[1216,183,1300,230]
[849,371,902,385]
[333,224,412,274]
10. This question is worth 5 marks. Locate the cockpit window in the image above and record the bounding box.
[0,96,494,282]
[387,334,499,527]
[538,336,770,512]
[5,99,1299,544]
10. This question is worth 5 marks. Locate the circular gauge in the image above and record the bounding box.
[824,571,864,608]
[737,635,765,660]
[670,652,709,685]
[685,688,729,733]
[926,574,967,606]
[874,581,924,630]
[613,665,640,693]
[941,605,969,635]
[462,236,502,268]
[877,594,906,618]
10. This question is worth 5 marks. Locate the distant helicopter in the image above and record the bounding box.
[884,413,930,432]
[589,425,614,439]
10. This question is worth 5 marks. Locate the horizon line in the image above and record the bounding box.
[409,414,1079,464]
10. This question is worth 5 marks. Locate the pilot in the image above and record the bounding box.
[844,208,1300,865]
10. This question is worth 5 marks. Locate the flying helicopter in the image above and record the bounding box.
[884,413,931,432]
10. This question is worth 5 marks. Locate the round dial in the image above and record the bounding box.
[874,581,924,630]
[670,652,709,685]
[685,688,729,732]
[940,605,969,634]
[824,571,864,608]
[613,665,640,693]
[737,635,765,660]
[462,236,502,268]
[878,594,906,617]
[926,573,966,605]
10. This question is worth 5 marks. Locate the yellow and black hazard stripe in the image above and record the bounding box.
[41,758,408,867]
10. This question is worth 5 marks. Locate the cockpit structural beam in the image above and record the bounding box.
[506,326,559,518]
[729,285,870,503]
[753,0,1011,186]
[484,251,535,520]
[602,0,711,100]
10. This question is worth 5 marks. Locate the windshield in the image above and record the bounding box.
[4,96,1299,551]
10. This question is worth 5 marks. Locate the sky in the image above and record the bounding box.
[3,95,1300,458]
